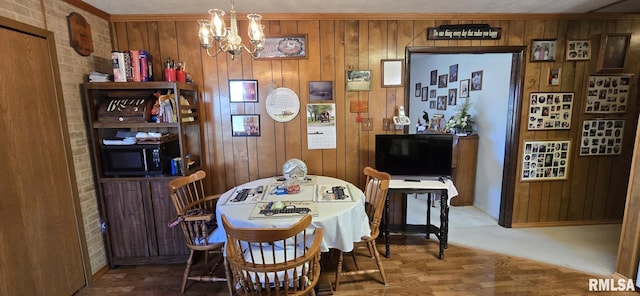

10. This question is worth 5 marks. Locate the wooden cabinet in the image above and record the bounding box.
[450,135,479,206]
[83,82,203,265]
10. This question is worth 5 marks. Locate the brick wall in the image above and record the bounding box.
[1,0,110,274]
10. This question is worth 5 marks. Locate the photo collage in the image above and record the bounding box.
[579,119,625,156]
[528,92,574,130]
[521,140,571,181]
[585,75,630,113]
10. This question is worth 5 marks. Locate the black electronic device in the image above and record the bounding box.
[375,134,453,177]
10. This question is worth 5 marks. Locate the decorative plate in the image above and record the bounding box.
[266,87,300,122]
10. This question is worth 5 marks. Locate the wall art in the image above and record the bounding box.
[527,92,573,130]
[566,40,591,61]
[309,81,334,101]
[346,70,371,91]
[256,35,307,59]
[597,33,630,72]
[521,140,571,181]
[229,79,258,102]
[579,119,624,156]
[231,114,260,137]
[584,74,631,113]
[530,39,556,62]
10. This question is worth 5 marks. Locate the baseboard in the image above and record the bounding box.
[511,219,622,228]
[89,265,111,285]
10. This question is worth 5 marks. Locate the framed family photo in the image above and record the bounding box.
[430,70,437,85]
[566,40,591,61]
[530,39,556,62]
[597,33,631,72]
[231,114,261,137]
[471,71,483,91]
[460,79,469,98]
[229,79,258,102]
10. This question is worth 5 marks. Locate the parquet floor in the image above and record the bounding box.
[75,234,637,296]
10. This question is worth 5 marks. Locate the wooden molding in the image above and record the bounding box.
[61,0,110,20]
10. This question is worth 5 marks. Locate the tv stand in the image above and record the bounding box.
[386,178,458,259]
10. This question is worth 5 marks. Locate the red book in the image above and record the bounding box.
[129,50,141,82]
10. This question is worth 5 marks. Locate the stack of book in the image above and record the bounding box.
[111,50,153,82]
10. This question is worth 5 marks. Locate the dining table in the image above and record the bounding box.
[211,175,371,252]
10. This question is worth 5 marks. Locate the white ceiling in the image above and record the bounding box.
[83,0,640,15]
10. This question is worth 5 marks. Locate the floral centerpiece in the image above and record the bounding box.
[445,97,474,134]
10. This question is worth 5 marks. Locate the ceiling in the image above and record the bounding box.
[83,0,640,15]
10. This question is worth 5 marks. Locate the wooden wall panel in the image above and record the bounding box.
[109,15,640,227]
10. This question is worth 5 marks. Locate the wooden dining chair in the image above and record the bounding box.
[221,214,324,296]
[167,170,233,295]
[334,166,390,290]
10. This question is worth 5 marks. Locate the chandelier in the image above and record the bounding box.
[197,0,265,60]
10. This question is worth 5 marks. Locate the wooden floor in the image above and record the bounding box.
[75,234,637,296]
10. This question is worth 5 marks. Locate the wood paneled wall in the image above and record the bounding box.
[109,15,640,226]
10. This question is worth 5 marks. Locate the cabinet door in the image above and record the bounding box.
[102,181,150,259]
[149,180,188,256]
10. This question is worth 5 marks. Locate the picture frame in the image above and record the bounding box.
[527,92,574,130]
[521,140,571,181]
[255,34,307,59]
[449,64,459,82]
[309,81,334,101]
[229,79,258,102]
[430,89,436,98]
[597,33,631,72]
[436,96,447,110]
[381,59,404,87]
[530,39,556,62]
[448,88,457,106]
[547,68,561,86]
[459,79,470,98]
[584,74,631,114]
[415,82,422,97]
[346,70,371,91]
[438,74,448,88]
[430,70,437,85]
[421,87,428,101]
[471,70,483,91]
[231,114,261,137]
[566,39,591,61]
[579,119,625,156]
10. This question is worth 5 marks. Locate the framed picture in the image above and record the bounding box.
[430,89,436,98]
[229,79,258,102]
[438,74,448,88]
[449,64,459,82]
[415,82,422,97]
[256,35,307,59]
[460,79,470,98]
[448,88,457,105]
[521,140,571,181]
[527,92,574,130]
[381,59,404,87]
[430,70,437,85]
[584,74,631,113]
[436,96,447,110]
[566,40,591,61]
[597,33,631,72]
[421,87,428,101]
[547,68,561,86]
[231,114,261,137]
[471,70,483,91]
[429,100,436,109]
[530,39,556,62]
[346,70,371,91]
[579,119,625,156]
[309,81,333,101]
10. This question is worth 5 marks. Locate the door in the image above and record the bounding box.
[0,17,86,295]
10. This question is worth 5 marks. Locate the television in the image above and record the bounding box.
[375,134,453,177]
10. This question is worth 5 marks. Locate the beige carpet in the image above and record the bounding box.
[406,195,621,276]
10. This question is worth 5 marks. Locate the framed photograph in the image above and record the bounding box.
[527,92,574,130]
[346,70,371,91]
[381,59,404,87]
[231,114,261,137]
[436,96,447,111]
[471,70,483,91]
[460,79,470,98]
[547,68,561,86]
[448,88,457,106]
[597,33,631,72]
[521,140,571,181]
[229,79,258,102]
[415,83,422,97]
[566,40,591,61]
[530,39,556,62]
[256,35,307,59]
[430,89,436,98]
[584,74,631,113]
[429,100,436,109]
[309,81,333,101]
[579,119,625,156]
[421,87,428,101]
[449,64,459,82]
[430,70,437,85]
[438,74,448,88]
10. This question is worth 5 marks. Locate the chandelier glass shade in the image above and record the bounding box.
[197,0,265,60]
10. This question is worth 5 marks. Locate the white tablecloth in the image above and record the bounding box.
[389,178,458,206]
[212,176,371,252]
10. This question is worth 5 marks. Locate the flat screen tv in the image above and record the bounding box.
[375,134,453,177]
